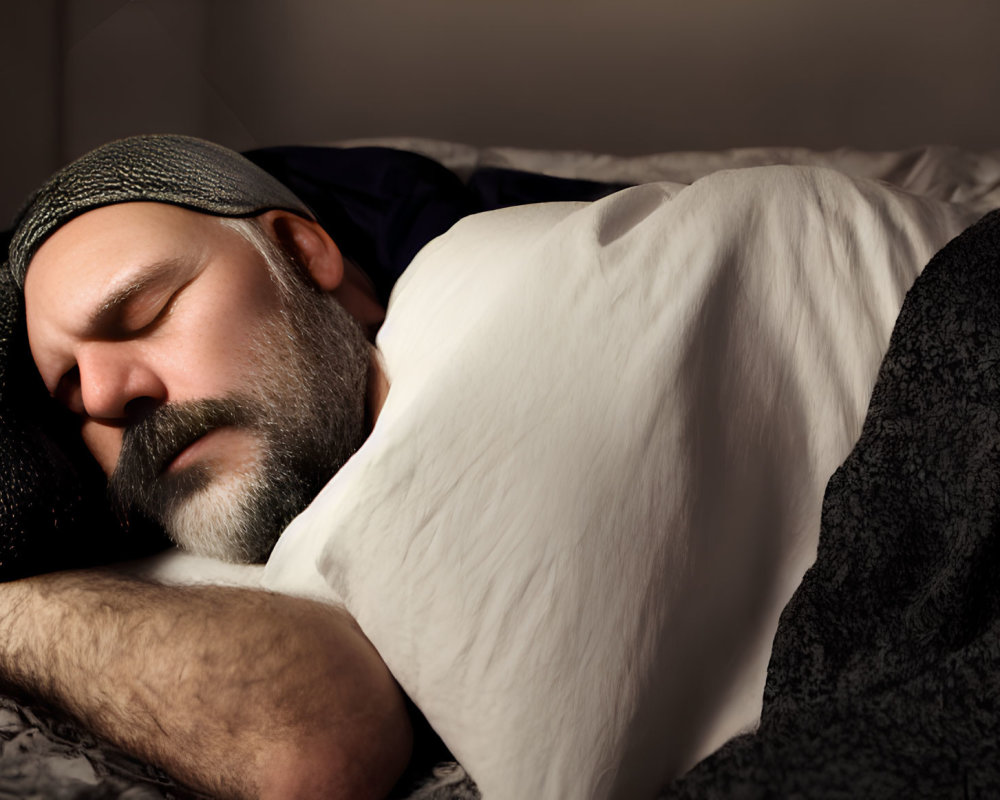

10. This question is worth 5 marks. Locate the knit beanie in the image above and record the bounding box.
[7,133,313,288]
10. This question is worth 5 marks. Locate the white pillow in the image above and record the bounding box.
[264,166,973,798]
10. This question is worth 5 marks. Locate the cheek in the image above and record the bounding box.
[81,421,123,475]
[170,271,284,397]
[166,321,270,402]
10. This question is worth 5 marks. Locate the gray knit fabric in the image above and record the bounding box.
[6,134,314,288]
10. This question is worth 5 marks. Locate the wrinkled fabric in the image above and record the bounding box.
[659,208,1000,798]
[265,166,976,798]
[0,696,192,799]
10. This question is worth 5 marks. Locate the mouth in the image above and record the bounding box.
[111,398,257,516]
[162,426,261,478]
[162,431,212,475]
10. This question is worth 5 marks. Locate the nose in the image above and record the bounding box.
[75,342,168,421]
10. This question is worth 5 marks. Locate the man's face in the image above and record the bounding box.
[23,202,371,562]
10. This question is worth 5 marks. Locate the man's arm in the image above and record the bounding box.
[0,570,412,799]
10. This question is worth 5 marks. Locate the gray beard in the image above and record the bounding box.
[108,283,370,563]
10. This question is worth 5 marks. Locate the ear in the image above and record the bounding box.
[255,210,344,291]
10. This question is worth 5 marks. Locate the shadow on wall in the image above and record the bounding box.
[4,0,1000,223]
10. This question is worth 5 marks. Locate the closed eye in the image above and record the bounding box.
[87,258,196,339]
[120,282,187,337]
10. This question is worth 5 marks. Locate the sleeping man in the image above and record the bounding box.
[1,135,411,800]
[0,135,979,800]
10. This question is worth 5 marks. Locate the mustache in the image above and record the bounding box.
[108,397,254,513]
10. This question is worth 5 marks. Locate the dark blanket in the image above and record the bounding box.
[659,207,1000,797]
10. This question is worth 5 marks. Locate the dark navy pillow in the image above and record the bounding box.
[244,145,629,304]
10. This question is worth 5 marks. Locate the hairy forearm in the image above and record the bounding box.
[0,570,412,799]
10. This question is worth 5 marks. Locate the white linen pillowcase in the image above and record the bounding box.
[264,166,975,799]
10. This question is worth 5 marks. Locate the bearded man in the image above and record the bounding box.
[0,135,411,799]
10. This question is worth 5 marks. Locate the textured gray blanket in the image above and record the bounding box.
[0,694,476,799]
[0,695,192,799]
[660,208,1000,798]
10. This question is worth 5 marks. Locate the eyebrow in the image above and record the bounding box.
[85,256,193,333]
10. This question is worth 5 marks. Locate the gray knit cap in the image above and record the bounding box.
[6,134,314,289]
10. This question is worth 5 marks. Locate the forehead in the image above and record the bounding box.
[23,202,222,309]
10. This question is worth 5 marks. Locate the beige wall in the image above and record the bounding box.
[4,0,1000,223]
[3,1,63,226]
